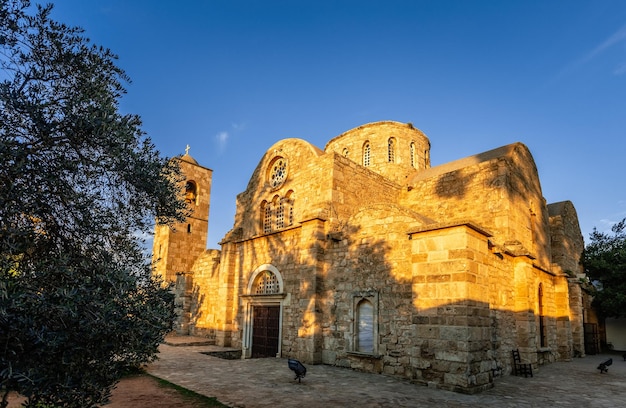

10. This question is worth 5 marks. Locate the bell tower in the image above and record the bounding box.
[152,149,212,282]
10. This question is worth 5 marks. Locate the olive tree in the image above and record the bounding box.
[0,1,187,406]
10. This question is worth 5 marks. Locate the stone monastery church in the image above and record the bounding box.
[152,121,589,393]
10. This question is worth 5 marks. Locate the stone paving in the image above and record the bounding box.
[147,336,626,408]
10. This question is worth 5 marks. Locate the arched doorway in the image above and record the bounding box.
[241,264,285,358]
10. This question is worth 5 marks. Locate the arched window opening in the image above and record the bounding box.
[363,142,371,167]
[356,299,374,353]
[276,199,285,229]
[539,283,546,347]
[253,270,280,294]
[262,201,272,234]
[187,223,191,234]
[387,138,395,163]
[410,142,416,168]
[285,190,295,227]
[185,180,197,204]
[342,148,349,158]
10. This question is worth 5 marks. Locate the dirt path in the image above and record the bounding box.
[6,374,224,408]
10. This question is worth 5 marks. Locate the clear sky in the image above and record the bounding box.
[49,0,626,248]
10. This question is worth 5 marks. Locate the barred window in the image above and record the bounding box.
[285,191,294,227]
[387,138,395,163]
[276,200,285,229]
[410,142,416,168]
[254,270,280,294]
[363,142,371,167]
[263,203,272,234]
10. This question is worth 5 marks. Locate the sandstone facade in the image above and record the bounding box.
[152,121,588,393]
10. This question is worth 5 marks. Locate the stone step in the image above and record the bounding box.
[164,335,216,347]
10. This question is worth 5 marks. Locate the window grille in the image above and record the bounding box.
[263,204,272,234]
[276,200,285,229]
[388,138,395,163]
[410,142,415,168]
[255,271,279,294]
[363,143,371,167]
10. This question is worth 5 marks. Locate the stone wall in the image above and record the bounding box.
[404,143,551,269]
[321,206,416,373]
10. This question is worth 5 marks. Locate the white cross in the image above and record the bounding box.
[185,144,190,155]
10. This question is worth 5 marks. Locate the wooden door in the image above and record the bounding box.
[251,305,280,358]
[584,323,600,355]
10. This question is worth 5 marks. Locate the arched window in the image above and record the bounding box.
[285,190,294,227]
[363,142,371,167]
[356,299,374,353]
[276,198,285,229]
[261,192,295,234]
[387,138,395,163]
[185,180,197,204]
[410,142,416,168]
[342,148,349,158]
[253,270,280,294]
[538,283,546,347]
[262,201,272,234]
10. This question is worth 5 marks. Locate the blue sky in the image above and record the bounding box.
[49,0,626,248]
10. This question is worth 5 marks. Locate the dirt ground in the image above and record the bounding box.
[6,374,222,408]
[107,374,218,408]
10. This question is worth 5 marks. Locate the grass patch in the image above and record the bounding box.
[147,374,228,407]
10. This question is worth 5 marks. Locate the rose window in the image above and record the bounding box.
[269,158,287,188]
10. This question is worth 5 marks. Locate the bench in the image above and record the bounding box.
[288,359,307,383]
[512,349,533,377]
[597,358,612,373]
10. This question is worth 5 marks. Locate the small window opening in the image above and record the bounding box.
[363,142,371,167]
[387,138,395,163]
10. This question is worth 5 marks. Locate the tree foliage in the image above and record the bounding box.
[582,218,626,319]
[0,1,187,407]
